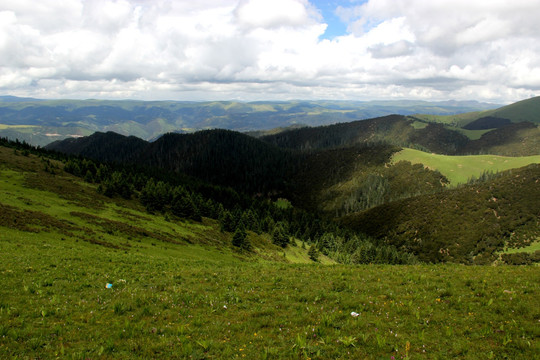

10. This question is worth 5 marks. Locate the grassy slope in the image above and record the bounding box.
[503,241,540,254]
[1,230,538,359]
[0,147,311,263]
[486,96,540,123]
[392,148,540,186]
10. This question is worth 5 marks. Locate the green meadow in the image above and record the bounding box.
[1,229,538,359]
[392,148,540,186]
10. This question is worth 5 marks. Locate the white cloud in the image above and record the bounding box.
[0,0,539,103]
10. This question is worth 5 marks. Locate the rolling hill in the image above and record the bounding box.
[261,114,540,156]
[413,95,540,127]
[46,129,452,215]
[47,130,300,196]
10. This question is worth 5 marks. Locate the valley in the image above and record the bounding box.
[1,95,539,359]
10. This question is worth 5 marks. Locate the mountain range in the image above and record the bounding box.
[0,96,503,146]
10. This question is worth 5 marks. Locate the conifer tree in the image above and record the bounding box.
[272,223,289,248]
[232,223,250,250]
[308,245,319,262]
[219,210,236,233]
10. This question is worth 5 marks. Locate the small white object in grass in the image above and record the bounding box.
[106,283,113,289]
[223,305,227,309]
[350,311,360,317]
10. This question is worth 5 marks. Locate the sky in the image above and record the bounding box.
[1,0,540,103]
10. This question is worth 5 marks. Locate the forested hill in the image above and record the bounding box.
[47,130,301,195]
[341,164,540,264]
[261,114,540,156]
[42,121,540,265]
[46,131,147,163]
[261,115,472,154]
[140,131,300,195]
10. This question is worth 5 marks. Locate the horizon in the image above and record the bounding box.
[0,94,510,106]
[1,0,540,103]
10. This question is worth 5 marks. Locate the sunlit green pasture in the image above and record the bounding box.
[392,148,540,186]
[1,227,538,359]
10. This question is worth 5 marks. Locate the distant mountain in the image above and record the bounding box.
[0,95,45,103]
[0,96,499,146]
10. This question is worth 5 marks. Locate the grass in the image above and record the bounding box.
[453,127,492,140]
[412,112,485,127]
[392,148,540,186]
[503,240,540,254]
[1,228,538,359]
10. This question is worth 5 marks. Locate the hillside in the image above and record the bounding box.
[292,144,449,216]
[0,97,499,146]
[262,114,539,156]
[1,139,538,359]
[413,96,540,127]
[46,120,540,221]
[485,96,540,124]
[341,164,540,264]
[9,138,416,265]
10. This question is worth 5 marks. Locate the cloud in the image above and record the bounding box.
[369,40,414,58]
[235,0,319,29]
[0,0,539,103]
